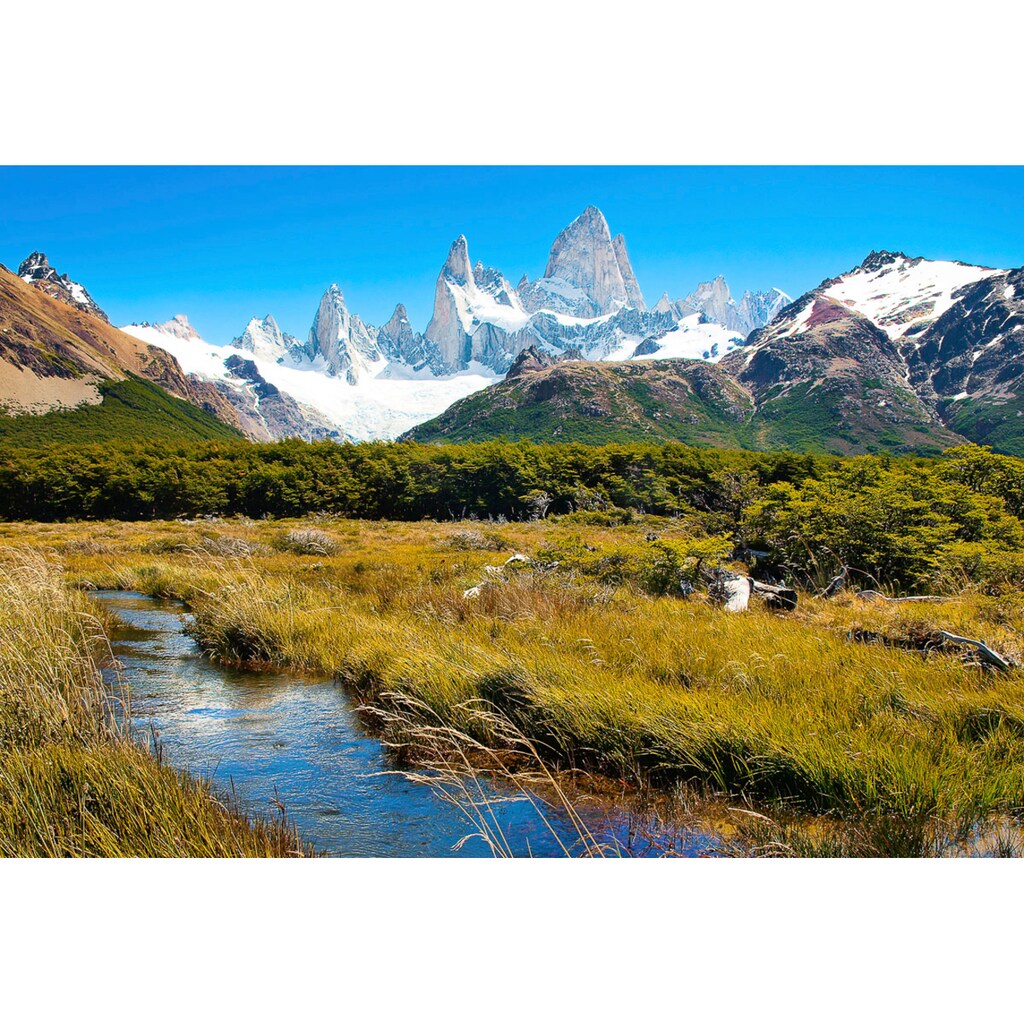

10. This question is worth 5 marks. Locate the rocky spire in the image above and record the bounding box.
[612,233,646,312]
[686,276,734,325]
[305,284,381,384]
[518,206,646,319]
[18,252,52,278]
[541,206,630,317]
[425,238,476,372]
[378,302,431,367]
[653,291,674,314]
[441,235,473,287]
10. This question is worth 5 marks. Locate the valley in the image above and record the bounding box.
[2,180,1023,860]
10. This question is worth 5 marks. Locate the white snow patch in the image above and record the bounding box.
[630,315,742,363]
[776,299,815,339]
[823,257,1002,339]
[122,322,498,441]
[123,324,233,380]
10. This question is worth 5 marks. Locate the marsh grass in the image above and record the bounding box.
[0,552,306,856]
[273,528,341,556]
[6,515,1024,856]
[365,692,618,857]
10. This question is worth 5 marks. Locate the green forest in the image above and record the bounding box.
[2,437,1022,593]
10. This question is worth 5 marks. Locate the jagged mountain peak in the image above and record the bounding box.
[526,206,638,319]
[304,283,380,383]
[544,206,614,277]
[155,314,203,342]
[611,233,646,312]
[377,301,434,371]
[575,204,609,228]
[859,249,910,272]
[232,313,299,360]
[17,250,109,323]
[442,236,473,286]
[18,251,51,277]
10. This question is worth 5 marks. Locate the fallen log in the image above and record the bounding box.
[709,575,797,612]
[751,579,798,611]
[722,577,752,612]
[708,574,751,611]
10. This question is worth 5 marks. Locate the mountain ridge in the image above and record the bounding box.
[5,217,1022,455]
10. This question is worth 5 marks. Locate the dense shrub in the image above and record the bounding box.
[0,438,1021,593]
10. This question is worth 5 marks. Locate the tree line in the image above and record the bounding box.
[1,439,1022,591]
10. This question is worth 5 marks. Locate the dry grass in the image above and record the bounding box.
[4,514,1024,856]
[0,551,307,856]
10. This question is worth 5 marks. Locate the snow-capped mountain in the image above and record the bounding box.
[519,205,645,317]
[18,252,110,322]
[720,250,1019,454]
[123,307,497,442]
[818,250,1002,341]
[418,208,775,375]
[667,276,792,338]
[424,235,533,373]
[231,314,302,363]
[114,207,789,441]
[303,284,383,383]
[735,287,791,336]
[9,230,1023,455]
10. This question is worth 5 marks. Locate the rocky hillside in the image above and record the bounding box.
[722,250,1022,455]
[402,347,759,446]
[17,252,110,323]
[721,294,963,454]
[0,263,244,442]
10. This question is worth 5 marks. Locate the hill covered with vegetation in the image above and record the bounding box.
[0,375,244,446]
[402,351,966,455]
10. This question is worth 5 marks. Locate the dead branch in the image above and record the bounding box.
[855,590,952,603]
[937,631,1015,672]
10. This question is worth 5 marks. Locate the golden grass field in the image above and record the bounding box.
[2,512,1022,856]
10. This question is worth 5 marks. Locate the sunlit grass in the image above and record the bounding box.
[4,514,1023,856]
[0,553,305,856]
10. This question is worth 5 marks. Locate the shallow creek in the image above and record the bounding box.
[97,591,722,857]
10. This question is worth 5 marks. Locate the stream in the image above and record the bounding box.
[98,591,721,857]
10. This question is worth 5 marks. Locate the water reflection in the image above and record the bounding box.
[98,592,720,858]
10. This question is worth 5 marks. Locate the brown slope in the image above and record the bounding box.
[0,265,243,429]
[720,295,965,454]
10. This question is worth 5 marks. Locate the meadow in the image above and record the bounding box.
[4,504,1023,857]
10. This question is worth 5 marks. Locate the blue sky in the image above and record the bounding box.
[2,166,1023,344]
